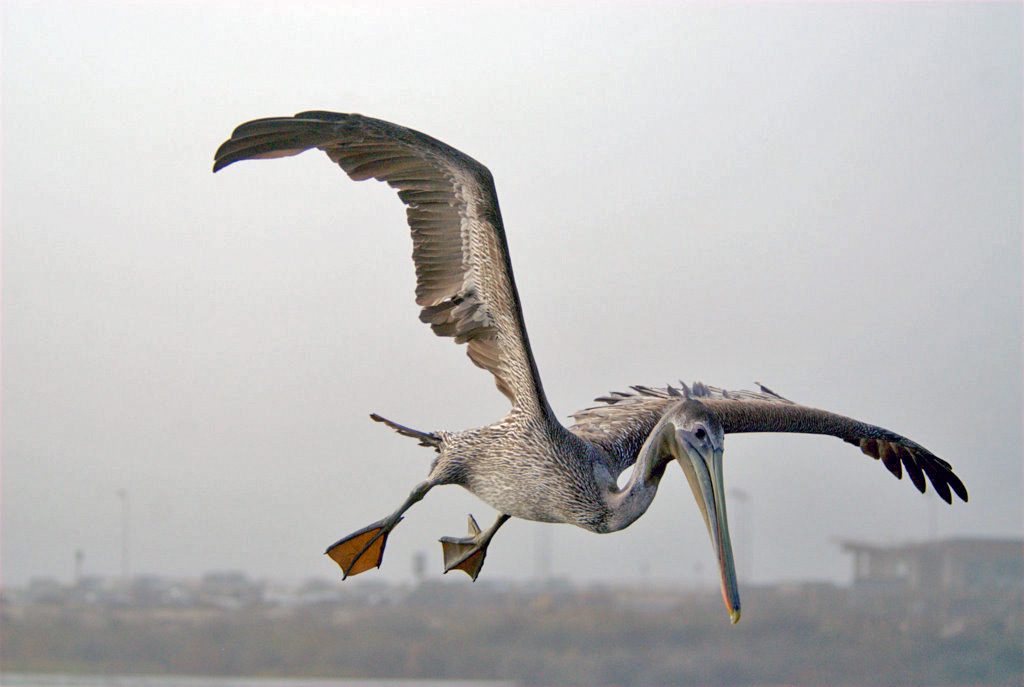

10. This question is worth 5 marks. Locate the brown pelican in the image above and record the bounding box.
[213,111,967,623]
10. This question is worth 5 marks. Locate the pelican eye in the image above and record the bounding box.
[694,427,707,441]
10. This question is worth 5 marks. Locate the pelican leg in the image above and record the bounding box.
[325,480,433,579]
[439,513,511,581]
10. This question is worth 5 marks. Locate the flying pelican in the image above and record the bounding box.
[213,111,967,623]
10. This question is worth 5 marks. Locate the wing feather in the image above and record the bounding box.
[214,111,552,418]
[570,382,967,503]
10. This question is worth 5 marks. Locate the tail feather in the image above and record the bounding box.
[370,413,441,449]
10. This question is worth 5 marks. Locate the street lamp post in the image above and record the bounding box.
[117,488,130,581]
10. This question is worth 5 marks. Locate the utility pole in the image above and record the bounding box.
[117,488,130,581]
[74,549,84,586]
[413,551,426,585]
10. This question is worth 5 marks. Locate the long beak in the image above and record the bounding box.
[674,431,741,624]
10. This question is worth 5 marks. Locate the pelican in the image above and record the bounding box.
[213,111,967,623]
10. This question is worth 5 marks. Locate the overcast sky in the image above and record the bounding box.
[3,2,1021,595]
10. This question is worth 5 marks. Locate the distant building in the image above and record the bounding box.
[840,537,1023,617]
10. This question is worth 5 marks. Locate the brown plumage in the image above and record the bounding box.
[214,111,966,622]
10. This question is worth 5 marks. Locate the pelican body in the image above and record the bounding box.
[214,112,967,623]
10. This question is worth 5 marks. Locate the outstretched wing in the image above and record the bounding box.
[214,111,552,418]
[570,382,967,504]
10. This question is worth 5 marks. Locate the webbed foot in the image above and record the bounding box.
[439,513,510,581]
[326,480,435,579]
[440,515,488,580]
[325,516,403,579]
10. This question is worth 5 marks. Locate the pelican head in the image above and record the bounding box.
[603,399,741,623]
[668,403,740,624]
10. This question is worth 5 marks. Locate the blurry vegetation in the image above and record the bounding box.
[3,583,1021,686]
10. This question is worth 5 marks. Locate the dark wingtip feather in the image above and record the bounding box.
[947,471,969,503]
[922,460,954,504]
[855,427,968,505]
[878,442,903,480]
[912,445,965,505]
[213,152,249,173]
[899,446,928,495]
[213,114,347,173]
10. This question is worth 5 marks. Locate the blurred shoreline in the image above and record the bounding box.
[4,554,1021,687]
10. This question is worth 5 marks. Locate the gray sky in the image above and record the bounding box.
[3,2,1021,592]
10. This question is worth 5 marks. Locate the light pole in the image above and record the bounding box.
[117,488,130,581]
[74,549,84,586]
